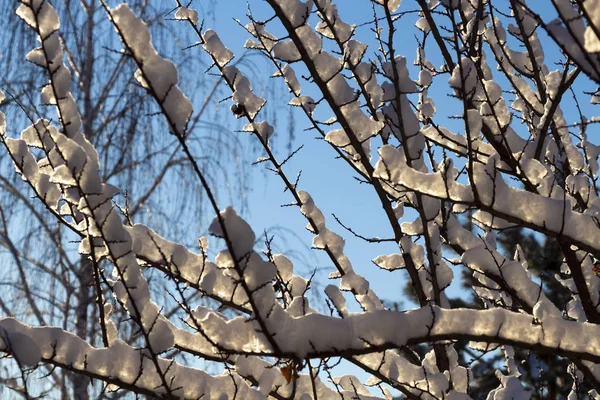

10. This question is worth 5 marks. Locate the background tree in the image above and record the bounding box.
[1,0,600,399]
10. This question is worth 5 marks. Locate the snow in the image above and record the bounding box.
[354,62,383,108]
[128,223,250,308]
[11,4,187,370]
[129,303,600,393]
[26,47,47,67]
[245,22,277,51]
[274,64,301,95]
[296,25,322,58]
[0,318,264,399]
[326,74,356,106]
[298,190,326,231]
[175,7,199,25]
[297,190,379,302]
[17,1,86,142]
[111,4,192,135]
[273,40,302,62]
[418,69,432,87]
[374,145,474,202]
[313,52,343,82]
[209,206,256,259]
[545,5,600,81]
[373,0,401,13]
[289,95,316,115]
[449,57,478,95]
[585,27,600,53]
[315,1,354,43]
[271,0,313,28]
[345,40,367,67]
[581,134,600,176]
[20,119,55,150]
[375,143,600,256]
[325,284,348,316]
[243,121,274,143]
[341,102,384,141]
[487,372,531,400]
[462,243,559,316]
[222,66,267,119]
[203,29,234,67]
[16,1,60,38]
[5,136,61,210]
[3,330,41,367]
[416,17,430,33]
[373,253,405,271]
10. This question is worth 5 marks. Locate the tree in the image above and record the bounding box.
[2,0,600,399]
[0,1,258,398]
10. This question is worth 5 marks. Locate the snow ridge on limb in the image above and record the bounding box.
[108,4,192,135]
[374,145,600,258]
[7,297,598,376]
[0,318,263,399]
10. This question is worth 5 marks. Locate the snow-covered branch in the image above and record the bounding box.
[3,0,600,398]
